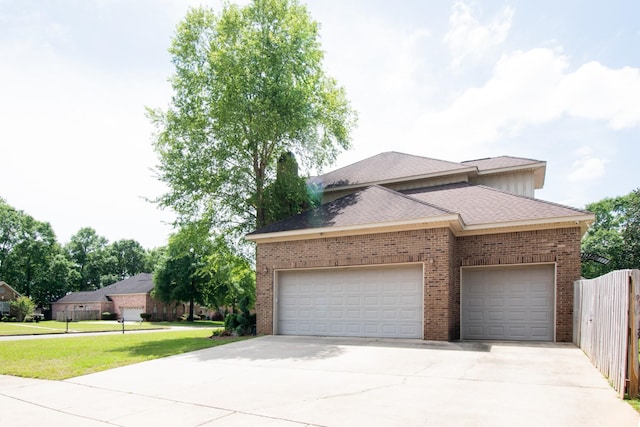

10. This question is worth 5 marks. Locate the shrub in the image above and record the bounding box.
[210,328,231,337]
[210,311,224,321]
[101,312,117,320]
[140,313,152,322]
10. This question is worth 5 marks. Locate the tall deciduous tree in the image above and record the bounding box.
[0,198,74,307]
[149,0,356,237]
[65,227,109,291]
[153,223,216,321]
[581,189,640,278]
[107,239,149,281]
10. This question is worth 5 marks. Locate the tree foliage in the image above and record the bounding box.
[149,0,356,236]
[65,227,109,291]
[153,223,216,321]
[263,152,319,226]
[0,198,74,306]
[10,295,36,322]
[581,189,640,278]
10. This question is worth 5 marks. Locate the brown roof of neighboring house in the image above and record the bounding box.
[54,291,110,304]
[310,152,474,189]
[403,183,590,226]
[251,185,455,235]
[54,273,154,304]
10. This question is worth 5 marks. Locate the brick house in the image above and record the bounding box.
[247,152,594,342]
[52,273,203,321]
[0,281,22,315]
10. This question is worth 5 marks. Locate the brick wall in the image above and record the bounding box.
[256,228,453,340]
[255,226,582,342]
[455,227,582,342]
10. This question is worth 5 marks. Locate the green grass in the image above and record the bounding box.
[0,320,224,336]
[627,398,640,413]
[0,320,167,335]
[0,329,248,380]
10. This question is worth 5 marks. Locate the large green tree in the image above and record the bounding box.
[65,227,109,291]
[153,223,216,321]
[581,189,640,278]
[106,239,149,281]
[0,198,75,307]
[149,0,356,237]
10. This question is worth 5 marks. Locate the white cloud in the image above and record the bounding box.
[560,61,640,129]
[569,155,607,183]
[444,1,514,66]
[408,47,640,160]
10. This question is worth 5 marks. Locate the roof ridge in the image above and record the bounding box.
[370,185,456,215]
[461,155,543,164]
[474,184,591,214]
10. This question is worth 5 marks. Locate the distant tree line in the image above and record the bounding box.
[0,197,162,310]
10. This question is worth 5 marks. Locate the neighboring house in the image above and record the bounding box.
[52,273,202,321]
[247,152,595,342]
[0,281,22,315]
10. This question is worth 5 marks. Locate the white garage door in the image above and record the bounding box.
[277,265,423,339]
[122,308,143,321]
[461,265,554,341]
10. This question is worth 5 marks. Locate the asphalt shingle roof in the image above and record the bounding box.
[251,185,454,234]
[310,152,472,189]
[403,183,588,226]
[55,273,154,303]
[251,183,590,236]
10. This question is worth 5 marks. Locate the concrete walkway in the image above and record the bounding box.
[1,336,638,426]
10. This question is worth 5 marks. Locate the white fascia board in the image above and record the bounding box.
[246,214,462,243]
[247,212,595,243]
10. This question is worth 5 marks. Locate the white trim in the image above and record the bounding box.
[247,213,594,243]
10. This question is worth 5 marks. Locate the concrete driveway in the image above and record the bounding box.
[1,336,638,426]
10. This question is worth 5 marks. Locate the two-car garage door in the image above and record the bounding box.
[277,265,423,339]
[461,265,555,341]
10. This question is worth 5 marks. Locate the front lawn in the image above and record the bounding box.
[0,329,248,380]
[0,320,166,336]
[0,320,224,336]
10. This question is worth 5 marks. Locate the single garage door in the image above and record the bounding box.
[277,265,423,339]
[461,265,554,341]
[122,308,143,321]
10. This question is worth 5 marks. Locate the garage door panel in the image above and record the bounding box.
[278,265,423,339]
[462,265,554,341]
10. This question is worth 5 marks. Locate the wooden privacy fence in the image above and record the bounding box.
[574,269,640,398]
[56,310,100,322]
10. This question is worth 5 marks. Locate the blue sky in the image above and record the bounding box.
[1,0,639,248]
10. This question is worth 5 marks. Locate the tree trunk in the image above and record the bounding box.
[189,298,194,322]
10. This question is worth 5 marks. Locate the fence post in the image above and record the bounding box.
[628,270,640,399]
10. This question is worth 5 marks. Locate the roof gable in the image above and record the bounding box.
[0,281,22,299]
[310,152,474,190]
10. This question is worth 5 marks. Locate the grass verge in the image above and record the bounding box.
[0,320,224,336]
[0,329,248,380]
[626,398,640,413]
